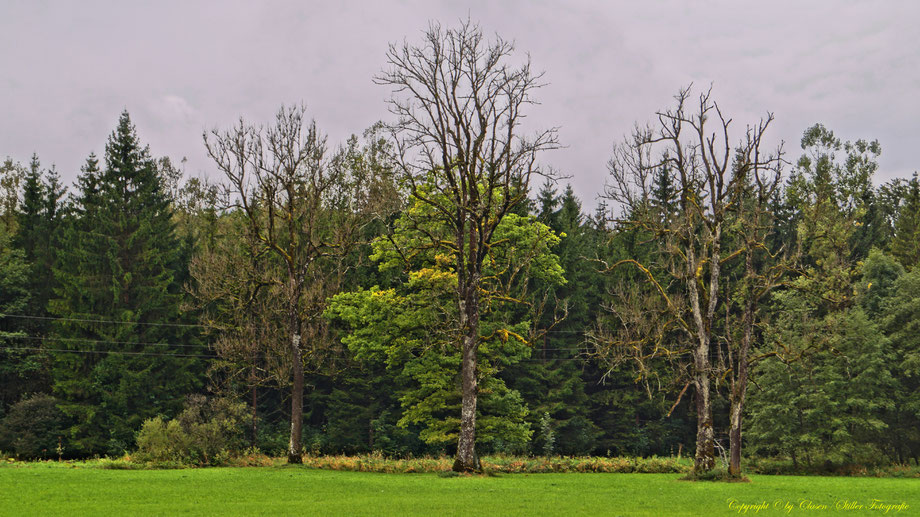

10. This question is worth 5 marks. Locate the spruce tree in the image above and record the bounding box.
[891,174,920,269]
[51,111,201,455]
[0,223,33,412]
[13,155,65,333]
[504,185,603,455]
[13,155,44,255]
[0,155,64,408]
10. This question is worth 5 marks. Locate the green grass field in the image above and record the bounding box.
[1,464,917,516]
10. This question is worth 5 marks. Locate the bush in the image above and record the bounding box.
[745,456,920,477]
[134,417,191,465]
[133,395,247,467]
[299,454,691,474]
[679,468,750,482]
[0,394,69,460]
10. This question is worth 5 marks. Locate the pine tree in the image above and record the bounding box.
[13,155,44,255]
[891,174,920,269]
[880,265,920,463]
[505,185,604,455]
[0,223,34,412]
[13,155,65,333]
[535,180,558,226]
[51,111,201,455]
[0,155,64,408]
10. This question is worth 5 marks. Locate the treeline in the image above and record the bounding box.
[1,23,919,473]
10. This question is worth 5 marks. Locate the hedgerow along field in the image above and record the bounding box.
[2,463,917,516]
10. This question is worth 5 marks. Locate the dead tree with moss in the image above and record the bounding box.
[598,86,783,474]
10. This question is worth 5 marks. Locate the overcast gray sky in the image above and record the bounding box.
[1,0,918,205]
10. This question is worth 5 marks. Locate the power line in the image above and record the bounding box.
[0,333,209,350]
[0,314,213,329]
[0,346,215,359]
[0,314,603,333]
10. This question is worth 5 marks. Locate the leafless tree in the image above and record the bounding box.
[720,130,787,476]
[598,86,784,474]
[375,20,559,472]
[203,106,382,463]
[187,218,285,448]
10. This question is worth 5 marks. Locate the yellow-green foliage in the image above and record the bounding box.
[327,189,566,451]
[133,396,247,467]
[301,453,690,474]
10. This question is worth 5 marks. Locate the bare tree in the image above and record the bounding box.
[599,86,783,474]
[187,218,286,448]
[375,20,559,472]
[203,106,379,463]
[721,133,787,476]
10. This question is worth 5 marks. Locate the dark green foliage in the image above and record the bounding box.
[50,112,202,455]
[746,125,904,467]
[0,224,29,326]
[859,249,905,319]
[4,97,920,468]
[505,185,603,455]
[0,393,69,459]
[0,156,65,408]
[302,365,434,457]
[879,266,920,463]
[0,225,46,412]
[891,174,920,268]
[747,307,894,465]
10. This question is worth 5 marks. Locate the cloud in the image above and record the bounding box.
[0,0,917,201]
[153,95,198,125]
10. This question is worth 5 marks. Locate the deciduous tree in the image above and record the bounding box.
[599,87,782,473]
[204,107,385,463]
[375,20,559,472]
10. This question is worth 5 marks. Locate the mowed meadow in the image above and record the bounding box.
[2,463,917,516]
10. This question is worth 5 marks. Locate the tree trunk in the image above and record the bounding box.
[729,253,755,477]
[687,244,716,474]
[693,358,715,473]
[288,307,304,464]
[728,397,743,476]
[453,272,481,472]
[251,381,258,448]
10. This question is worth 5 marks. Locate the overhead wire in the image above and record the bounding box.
[0,346,215,359]
[0,333,210,350]
[0,313,215,329]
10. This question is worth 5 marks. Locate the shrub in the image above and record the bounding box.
[0,394,69,460]
[299,454,690,474]
[133,395,247,467]
[134,417,192,465]
[175,395,248,465]
[680,468,750,482]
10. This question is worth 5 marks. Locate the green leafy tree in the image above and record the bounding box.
[327,189,565,452]
[747,126,893,466]
[375,20,559,472]
[747,303,893,465]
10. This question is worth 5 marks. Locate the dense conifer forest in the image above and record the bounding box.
[2,22,919,475]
